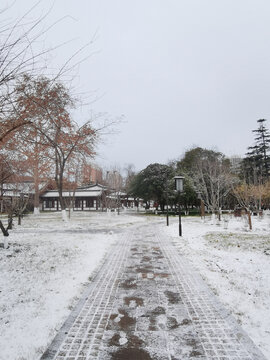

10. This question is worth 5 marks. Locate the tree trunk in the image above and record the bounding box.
[0,197,3,213]
[201,200,205,218]
[32,136,40,215]
[218,208,221,221]
[247,210,252,230]
[58,184,66,211]
[7,216,13,230]
[61,209,68,221]
[0,220,9,236]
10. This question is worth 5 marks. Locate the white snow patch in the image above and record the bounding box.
[114,313,124,323]
[0,211,148,360]
[119,331,128,345]
[164,214,270,359]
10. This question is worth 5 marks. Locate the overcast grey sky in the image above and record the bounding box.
[11,0,270,171]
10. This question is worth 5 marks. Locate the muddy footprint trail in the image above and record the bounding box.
[41,225,266,360]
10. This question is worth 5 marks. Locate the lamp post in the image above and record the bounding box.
[117,193,120,215]
[174,176,184,236]
[166,177,169,226]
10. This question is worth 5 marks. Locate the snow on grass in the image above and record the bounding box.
[164,214,270,359]
[1,211,269,359]
[0,211,147,360]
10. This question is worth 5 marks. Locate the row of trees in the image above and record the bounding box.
[128,148,234,214]
[128,120,270,229]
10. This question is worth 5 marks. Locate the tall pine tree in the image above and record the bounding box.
[244,119,270,183]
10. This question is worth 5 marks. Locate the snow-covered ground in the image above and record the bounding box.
[1,211,269,359]
[164,214,270,359]
[0,211,148,360]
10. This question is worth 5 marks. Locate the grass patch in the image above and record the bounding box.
[204,232,270,252]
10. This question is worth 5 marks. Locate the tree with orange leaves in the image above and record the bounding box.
[0,1,92,144]
[0,2,58,141]
[13,75,98,219]
[3,126,54,214]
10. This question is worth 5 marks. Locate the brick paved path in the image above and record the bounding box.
[41,224,266,360]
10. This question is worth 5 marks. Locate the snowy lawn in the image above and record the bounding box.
[164,214,270,359]
[0,211,147,360]
[1,211,269,359]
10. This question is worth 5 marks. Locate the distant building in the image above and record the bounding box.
[0,177,49,213]
[40,184,144,211]
[82,164,103,184]
[230,156,242,174]
[40,183,107,211]
[107,191,143,208]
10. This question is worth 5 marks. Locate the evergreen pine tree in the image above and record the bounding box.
[245,119,270,182]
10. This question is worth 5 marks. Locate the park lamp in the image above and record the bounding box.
[174,176,184,193]
[196,191,202,200]
[174,176,184,236]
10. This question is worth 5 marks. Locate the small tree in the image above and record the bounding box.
[12,75,102,220]
[122,164,136,208]
[105,168,123,212]
[262,180,270,208]
[3,126,54,215]
[232,183,254,230]
[0,153,15,212]
[177,147,236,215]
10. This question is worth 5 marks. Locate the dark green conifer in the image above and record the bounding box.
[244,119,270,182]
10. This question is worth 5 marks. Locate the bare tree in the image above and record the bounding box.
[232,183,254,230]
[12,75,119,220]
[123,163,136,208]
[192,152,236,216]
[0,1,56,139]
[0,1,93,142]
[123,163,136,190]
[3,128,54,214]
[104,167,124,213]
[0,152,15,212]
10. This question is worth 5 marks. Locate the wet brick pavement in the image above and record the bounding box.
[41,224,266,360]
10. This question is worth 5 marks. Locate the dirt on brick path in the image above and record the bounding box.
[100,234,204,360]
